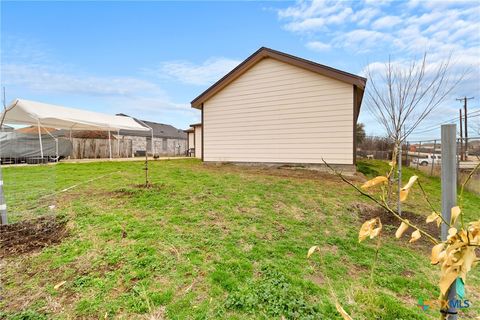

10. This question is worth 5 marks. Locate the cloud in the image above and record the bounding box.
[2,63,164,97]
[371,15,402,29]
[306,41,331,52]
[154,58,241,86]
[277,0,480,138]
[333,29,392,52]
[279,0,352,32]
[0,36,199,128]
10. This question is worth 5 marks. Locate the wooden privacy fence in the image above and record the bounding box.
[70,138,132,159]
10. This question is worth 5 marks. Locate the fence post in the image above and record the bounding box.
[440,124,458,319]
[430,140,437,176]
[0,166,7,225]
[416,141,421,169]
[405,142,409,166]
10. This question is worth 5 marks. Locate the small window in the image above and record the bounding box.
[162,138,167,151]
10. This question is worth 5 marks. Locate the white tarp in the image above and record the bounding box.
[0,98,150,131]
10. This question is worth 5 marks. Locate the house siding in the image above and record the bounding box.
[203,58,354,164]
[194,126,202,159]
[187,132,195,149]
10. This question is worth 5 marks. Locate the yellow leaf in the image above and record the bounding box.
[460,247,477,282]
[399,176,418,202]
[395,220,410,238]
[358,218,382,242]
[409,229,421,243]
[335,302,353,320]
[403,176,418,190]
[448,227,457,240]
[359,219,375,242]
[370,220,383,239]
[431,243,445,264]
[450,206,461,225]
[54,281,66,290]
[426,212,438,223]
[399,189,409,202]
[361,176,388,189]
[436,216,442,228]
[307,246,318,258]
[439,266,460,295]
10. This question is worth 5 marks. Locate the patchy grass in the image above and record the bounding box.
[0,159,478,319]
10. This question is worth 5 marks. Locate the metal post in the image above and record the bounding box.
[397,141,402,216]
[0,167,7,225]
[441,124,458,319]
[441,124,457,240]
[108,130,112,160]
[37,120,44,160]
[416,141,421,169]
[430,140,437,176]
[405,142,409,166]
[151,128,155,157]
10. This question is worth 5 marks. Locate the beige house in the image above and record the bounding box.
[185,123,202,159]
[190,47,366,167]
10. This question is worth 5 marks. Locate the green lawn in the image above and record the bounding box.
[0,159,479,319]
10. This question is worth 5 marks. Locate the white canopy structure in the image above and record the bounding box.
[1,99,150,132]
[0,98,152,160]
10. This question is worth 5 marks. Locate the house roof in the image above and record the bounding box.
[191,47,367,109]
[116,114,187,139]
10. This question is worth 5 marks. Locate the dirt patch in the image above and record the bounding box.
[111,183,165,198]
[353,202,440,247]
[0,216,68,258]
[132,183,164,190]
[202,163,366,183]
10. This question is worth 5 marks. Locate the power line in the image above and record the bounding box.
[412,109,480,134]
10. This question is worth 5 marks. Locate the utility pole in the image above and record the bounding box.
[459,109,464,161]
[456,97,474,160]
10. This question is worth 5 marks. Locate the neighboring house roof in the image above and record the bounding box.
[191,47,367,110]
[184,128,194,133]
[190,123,202,127]
[116,114,187,139]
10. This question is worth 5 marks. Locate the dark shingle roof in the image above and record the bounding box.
[116,114,187,139]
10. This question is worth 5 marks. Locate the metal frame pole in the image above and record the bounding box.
[37,120,44,160]
[430,140,437,176]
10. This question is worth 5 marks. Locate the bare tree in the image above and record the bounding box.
[365,52,464,146]
[365,53,466,204]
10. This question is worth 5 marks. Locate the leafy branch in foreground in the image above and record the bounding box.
[308,160,479,319]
